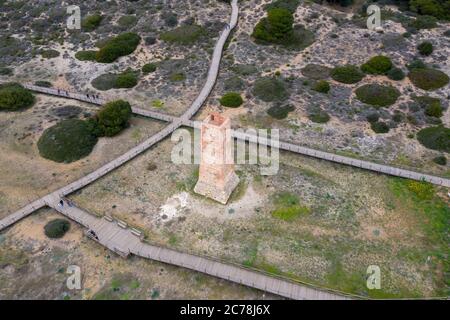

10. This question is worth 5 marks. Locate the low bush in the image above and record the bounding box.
[169,72,185,82]
[312,80,330,93]
[309,110,330,123]
[355,84,400,107]
[366,112,380,123]
[115,71,139,88]
[331,65,365,84]
[224,76,245,91]
[432,155,447,166]
[407,59,427,71]
[118,15,137,29]
[142,63,157,74]
[387,67,405,81]
[417,126,450,152]
[301,64,331,80]
[44,219,70,239]
[267,104,295,119]
[371,121,390,133]
[0,83,35,111]
[41,49,60,59]
[75,50,97,61]
[96,100,132,137]
[252,77,288,102]
[37,119,98,162]
[417,41,433,56]
[408,68,449,90]
[95,32,141,63]
[408,15,438,30]
[415,96,443,118]
[252,8,294,45]
[91,71,139,90]
[219,92,243,108]
[34,81,52,88]
[361,56,393,75]
[160,25,205,45]
[0,67,12,75]
[82,14,103,31]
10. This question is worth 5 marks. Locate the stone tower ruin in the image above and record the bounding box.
[194,113,239,204]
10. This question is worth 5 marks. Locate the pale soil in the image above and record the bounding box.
[69,137,448,297]
[0,94,165,218]
[0,208,274,300]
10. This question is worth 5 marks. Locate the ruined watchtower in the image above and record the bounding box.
[194,113,239,204]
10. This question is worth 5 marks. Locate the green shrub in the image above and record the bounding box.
[331,65,365,84]
[417,126,450,152]
[160,25,205,45]
[82,14,103,31]
[75,50,97,61]
[142,63,157,74]
[301,64,331,80]
[95,32,141,63]
[409,0,449,20]
[267,104,295,119]
[253,77,288,102]
[371,121,390,133]
[355,84,400,107]
[432,155,447,166]
[312,80,330,93]
[91,71,139,90]
[417,41,433,55]
[34,81,52,88]
[408,15,437,29]
[366,112,380,123]
[0,83,35,111]
[264,0,301,13]
[387,67,405,80]
[0,67,12,75]
[41,49,60,59]
[219,92,243,108]
[115,71,138,88]
[169,72,185,82]
[309,110,330,123]
[252,8,294,44]
[118,15,137,29]
[96,100,132,137]
[408,68,449,91]
[44,219,70,239]
[38,119,98,162]
[422,99,443,117]
[407,59,427,71]
[361,56,393,75]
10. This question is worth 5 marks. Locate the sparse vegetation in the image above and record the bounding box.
[267,104,295,119]
[160,25,205,45]
[252,77,288,102]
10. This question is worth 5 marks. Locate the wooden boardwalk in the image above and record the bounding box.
[18,83,450,188]
[44,195,351,300]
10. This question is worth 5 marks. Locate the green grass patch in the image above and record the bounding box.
[271,192,310,221]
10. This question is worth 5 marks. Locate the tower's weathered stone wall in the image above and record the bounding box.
[194,113,239,204]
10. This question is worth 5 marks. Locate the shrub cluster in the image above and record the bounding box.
[0,83,35,111]
[219,92,243,108]
[37,119,98,163]
[96,100,132,137]
[312,80,330,93]
[95,32,141,63]
[408,68,449,91]
[267,104,294,119]
[355,84,400,107]
[252,8,294,44]
[331,65,365,84]
[416,126,450,152]
[361,56,393,75]
[252,77,288,102]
